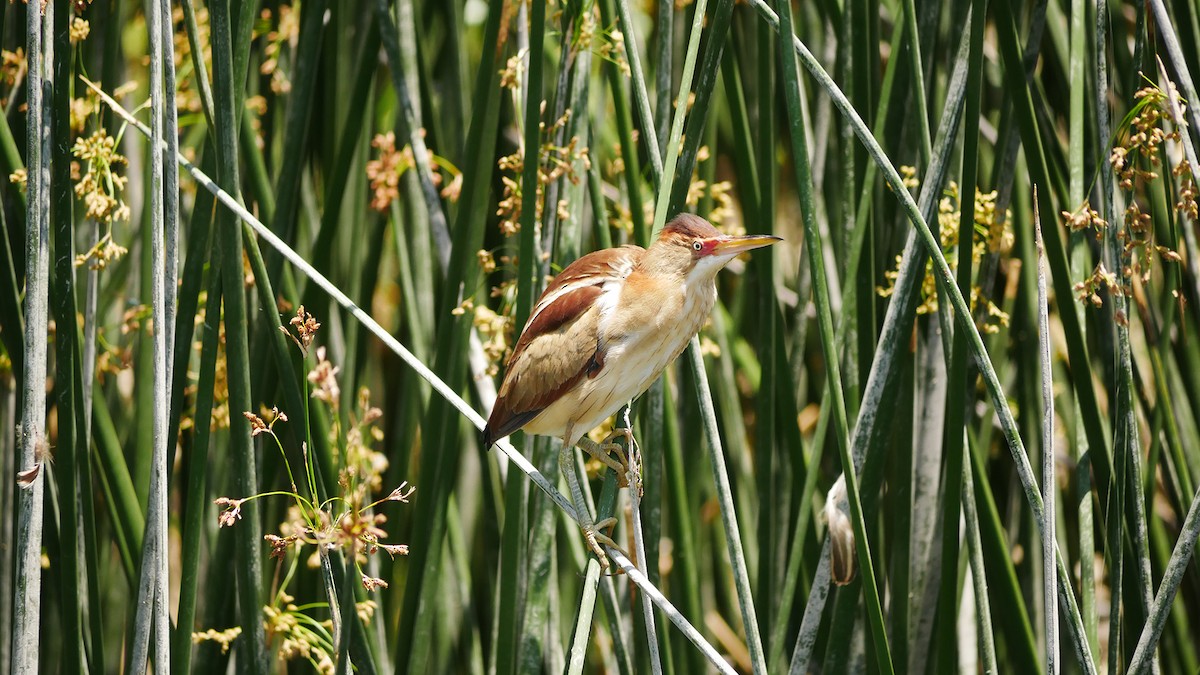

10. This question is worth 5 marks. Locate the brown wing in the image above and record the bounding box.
[482,246,642,447]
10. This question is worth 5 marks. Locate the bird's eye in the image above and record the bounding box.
[692,240,703,251]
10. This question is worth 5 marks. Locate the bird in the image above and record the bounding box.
[482,213,781,563]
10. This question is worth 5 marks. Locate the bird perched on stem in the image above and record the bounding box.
[482,213,780,563]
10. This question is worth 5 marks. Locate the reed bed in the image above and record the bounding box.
[1,0,1199,673]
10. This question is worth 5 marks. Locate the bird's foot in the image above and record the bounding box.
[603,428,642,497]
[587,518,633,574]
[581,441,628,480]
[579,435,633,489]
[600,426,637,455]
[580,429,642,494]
[582,517,620,570]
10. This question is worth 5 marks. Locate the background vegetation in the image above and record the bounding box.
[1,0,1199,672]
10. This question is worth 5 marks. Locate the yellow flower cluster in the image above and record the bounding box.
[877,173,1012,334]
[72,130,130,224]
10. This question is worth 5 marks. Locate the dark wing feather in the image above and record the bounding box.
[482,246,642,446]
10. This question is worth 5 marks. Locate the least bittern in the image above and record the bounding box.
[483,213,780,562]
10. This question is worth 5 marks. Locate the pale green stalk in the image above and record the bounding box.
[129,0,171,666]
[13,3,52,670]
[1035,192,1058,674]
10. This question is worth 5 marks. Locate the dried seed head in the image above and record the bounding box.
[214,497,245,527]
[361,574,389,592]
[385,482,416,503]
[308,347,341,406]
[244,410,268,436]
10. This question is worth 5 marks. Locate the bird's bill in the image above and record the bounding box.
[709,234,783,256]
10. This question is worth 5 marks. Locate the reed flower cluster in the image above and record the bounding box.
[204,309,414,671]
[877,174,1012,334]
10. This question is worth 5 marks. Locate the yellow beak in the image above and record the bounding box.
[709,234,783,256]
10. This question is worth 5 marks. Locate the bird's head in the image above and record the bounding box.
[645,213,782,282]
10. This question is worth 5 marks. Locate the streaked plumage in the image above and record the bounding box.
[483,213,780,449]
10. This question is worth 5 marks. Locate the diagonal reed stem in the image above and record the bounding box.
[775,0,891,671]
[786,17,973,672]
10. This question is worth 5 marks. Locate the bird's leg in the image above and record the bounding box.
[560,439,611,569]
